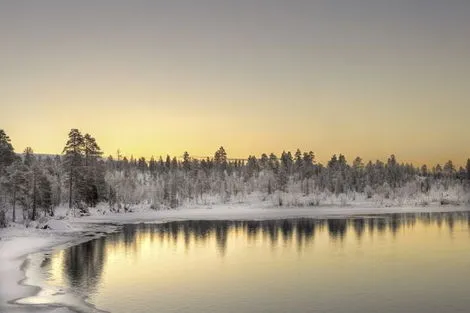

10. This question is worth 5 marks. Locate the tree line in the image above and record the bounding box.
[1,128,469,227]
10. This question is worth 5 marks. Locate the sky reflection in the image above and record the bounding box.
[41,212,470,313]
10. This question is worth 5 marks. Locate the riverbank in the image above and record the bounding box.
[1,203,469,312]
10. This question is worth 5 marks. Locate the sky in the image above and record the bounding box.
[1,0,469,165]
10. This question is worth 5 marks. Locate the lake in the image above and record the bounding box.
[38,212,470,313]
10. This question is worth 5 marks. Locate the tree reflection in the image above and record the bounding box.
[367,218,375,236]
[388,214,401,236]
[60,211,469,296]
[63,237,106,293]
[327,219,347,240]
[296,219,316,250]
[246,221,260,241]
[376,218,387,234]
[263,221,279,245]
[446,214,455,233]
[281,220,294,243]
[352,218,365,240]
[215,223,228,256]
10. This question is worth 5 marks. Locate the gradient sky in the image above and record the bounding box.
[1,0,469,165]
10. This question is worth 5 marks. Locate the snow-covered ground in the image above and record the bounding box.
[1,202,469,313]
[0,226,79,313]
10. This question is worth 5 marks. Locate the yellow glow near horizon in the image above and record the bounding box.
[1,1,470,166]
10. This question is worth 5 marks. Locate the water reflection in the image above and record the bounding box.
[63,238,106,293]
[43,211,470,313]
[353,218,365,239]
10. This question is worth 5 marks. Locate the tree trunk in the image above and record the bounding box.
[0,210,6,228]
[12,188,16,222]
[32,173,37,221]
[56,173,61,205]
[68,168,73,209]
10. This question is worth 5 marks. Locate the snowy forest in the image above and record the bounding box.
[1,128,470,227]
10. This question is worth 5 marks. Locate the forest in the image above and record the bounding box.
[1,128,469,227]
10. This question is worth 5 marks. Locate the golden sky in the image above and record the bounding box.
[1,1,469,165]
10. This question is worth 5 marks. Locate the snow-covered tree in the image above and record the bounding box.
[0,129,17,174]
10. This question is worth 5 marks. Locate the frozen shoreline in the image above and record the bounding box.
[1,203,469,313]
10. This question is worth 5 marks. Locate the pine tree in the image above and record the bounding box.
[280,151,293,175]
[259,153,269,170]
[82,134,104,208]
[352,156,364,192]
[21,147,39,220]
[434,164,443,179]
[443,160,455,178]
[62,129,85,210]
[328,154,338,169]
[182,152,191,172]
[171,157,178,170]
[149,156,157,174]
[165,155,171,171]
[84,133,102,166]
[0,129,17,174]
[294,149,303,176]
[23,147,35,167]
[268,153,279,173]
[245,156,258,180]
[138,157,148,172]
[300,152,313,194]
[466,159,470,181]
[421,164,428,176]
[277,165,288,192]
[157,156,165,174]
[214,147,228,171]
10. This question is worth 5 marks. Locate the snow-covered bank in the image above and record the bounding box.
[1,203,470,313]
[0,222,115,313]
[74,202,470,224]
[0,227,77,313]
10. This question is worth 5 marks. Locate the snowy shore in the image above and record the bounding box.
[1,203,469,313]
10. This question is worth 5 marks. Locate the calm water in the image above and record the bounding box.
[40,212,470,313]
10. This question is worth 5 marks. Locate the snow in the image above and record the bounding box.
[15,251,105,313]
[40,219,74,231]
[0,229,78,313]
[0,221,110,313]
[76,202,470,224]
[1,202,469,313]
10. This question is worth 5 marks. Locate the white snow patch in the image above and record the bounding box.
[41,220,74,231]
